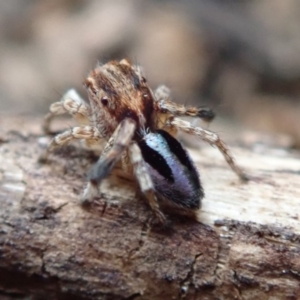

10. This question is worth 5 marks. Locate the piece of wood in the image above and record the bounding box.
[0,115,300,300]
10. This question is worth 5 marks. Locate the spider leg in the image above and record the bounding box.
[39,125,103,162]
[47,126,102,152]
[129,143,166,223]
[81,118,136,204]
[43,89,91,134]
[167,117,248,181]
[154,85,215,122]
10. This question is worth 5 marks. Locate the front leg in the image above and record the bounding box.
[129,143,166,223]
[43,89,91,134]
[168,117,248,181]
[155,85,215,122]
[81,118,136,205]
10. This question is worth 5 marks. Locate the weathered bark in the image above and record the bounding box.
[0,115,300,300]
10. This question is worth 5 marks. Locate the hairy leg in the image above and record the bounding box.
[39,125,102,163]
[47,126,102,151]
[168,117,248,181]
[154,85,215,122]
[129,143,166,223]
[43,89,91,134]
[81,118,136,204]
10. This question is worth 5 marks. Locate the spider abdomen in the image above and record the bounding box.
[138,130,204,210]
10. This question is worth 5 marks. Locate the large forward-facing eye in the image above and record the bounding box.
[143,93,150,100]
[101,96,109,106]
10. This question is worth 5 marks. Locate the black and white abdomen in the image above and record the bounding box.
[138,130,204,210]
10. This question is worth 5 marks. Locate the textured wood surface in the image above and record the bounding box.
[0,116,300,300]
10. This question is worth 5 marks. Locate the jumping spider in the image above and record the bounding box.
[42,58,247,223]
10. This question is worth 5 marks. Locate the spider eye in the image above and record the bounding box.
[101,96,109,106]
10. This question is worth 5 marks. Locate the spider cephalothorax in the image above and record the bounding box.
[42,58,247,222]
[84,59,156,138]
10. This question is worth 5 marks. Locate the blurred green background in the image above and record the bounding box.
[1,0,300,146]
